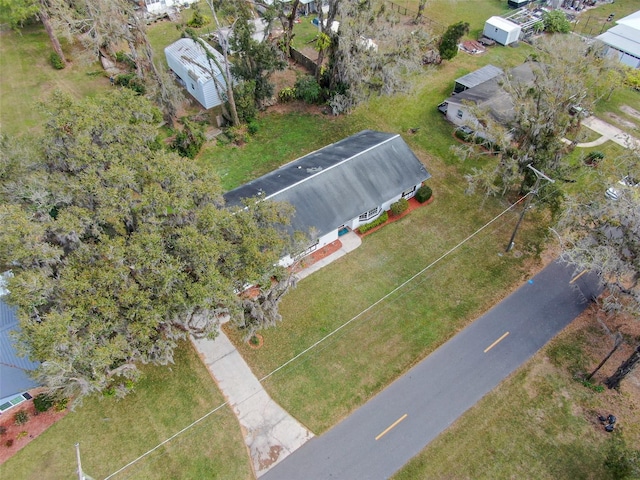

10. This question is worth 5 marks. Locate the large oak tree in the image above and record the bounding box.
[0,90,295,402]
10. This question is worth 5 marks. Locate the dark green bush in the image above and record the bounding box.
[187,5,210,28]
[584,151,604,166]
[49,52,65,70]
[247,120,259,135]
[14,410,29,426]
[0,426,7,436]
[170,119,206,159]
[34,393,54,413]
[415,185,433,203]
[294,76,321,104]
[439,21,469,60]
[390,198,409,216]
[5,439,13,447]
[357,211,388,234]
[114,73,146,95]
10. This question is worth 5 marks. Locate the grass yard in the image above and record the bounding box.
[0,26,108,137]
[393,313,640,480]
[0,342,252,480]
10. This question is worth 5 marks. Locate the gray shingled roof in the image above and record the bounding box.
[446,63,535,124]
[224,130,431,238]
[0,300,39,399]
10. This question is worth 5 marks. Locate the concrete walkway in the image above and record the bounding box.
[191,231,362,477]
[579,116,640,149]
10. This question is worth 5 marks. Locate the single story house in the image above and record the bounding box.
[165,38,229,109]
[596,10,640,69]
[440,63,534,129]
[223,130,431,266]
[482,16,522,46]
[0,286,39,413]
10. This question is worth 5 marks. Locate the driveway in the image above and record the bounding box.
[579,116,640,150]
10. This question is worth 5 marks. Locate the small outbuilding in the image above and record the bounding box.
[482,16,522,46]
[165,38,229,110]
[452,64,503,94]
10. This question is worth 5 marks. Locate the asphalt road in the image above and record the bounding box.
[261,260,601,480]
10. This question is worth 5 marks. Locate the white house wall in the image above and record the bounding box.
[145,0,198,15]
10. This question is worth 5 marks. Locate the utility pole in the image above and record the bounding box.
[506,164,554,253]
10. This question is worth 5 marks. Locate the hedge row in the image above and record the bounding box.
[357,211,388,234]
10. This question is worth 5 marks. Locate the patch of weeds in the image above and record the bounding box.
[579,378,605,393]
[548,335,586,374]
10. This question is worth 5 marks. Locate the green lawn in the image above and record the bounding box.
[0,342,252,480]
[0,26,107,137]
[393,323,640,480]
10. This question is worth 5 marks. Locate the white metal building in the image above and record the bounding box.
[165,38,228,109]
[597,10,640,69]
[483,16,522,46]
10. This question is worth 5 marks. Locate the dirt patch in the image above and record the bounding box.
[606,112,638,131]
[0,394,69,465]
[620,105,640,121]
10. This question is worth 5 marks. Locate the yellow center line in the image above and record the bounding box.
[375,414,408,441]
[570,269,587,284]
[484,331,510,353]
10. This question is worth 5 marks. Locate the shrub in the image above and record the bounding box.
[247,120,259,135]
[49,52,65,70]
[357,211,388,234]
[415,185,432,203]
[294,76,322,104]
[278,87,296,103]
[54,397,68,412]
[584,151,604,166]
[390,198,409,216]
[114,73,146,95]
[170,118,206,159]
[187,5,210,28]
[0,426,7,436]
[34,393,54,413]
[14,410,29,426]
[5,439,13,448]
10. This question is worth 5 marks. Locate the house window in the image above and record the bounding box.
[295,239,320,259]
[456,109,463,119]
[402,186,416,198]
[359,206,381,222]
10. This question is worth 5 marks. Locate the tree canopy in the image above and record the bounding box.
[458,36,618,209]
[0,90,295,402]
[559,161,640,389]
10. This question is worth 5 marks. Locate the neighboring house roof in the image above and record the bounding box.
[455,64,503,92]
[445,63,535,124]
[0,300,39,400]
[164,38,224,86]
[224,130,431,238]
[597,23,640,59]
[616,10,640,29]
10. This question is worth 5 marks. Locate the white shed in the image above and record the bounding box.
[483,16,522,46]
[165,38,228,110]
